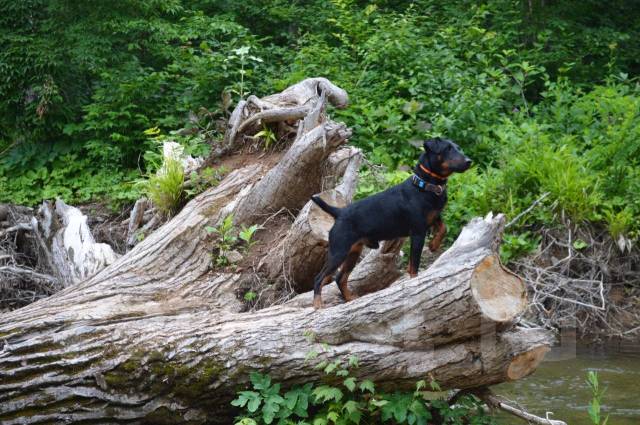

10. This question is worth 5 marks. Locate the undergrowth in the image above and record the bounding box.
[232,358,495,425]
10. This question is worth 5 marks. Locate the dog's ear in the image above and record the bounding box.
[423,138,443,153]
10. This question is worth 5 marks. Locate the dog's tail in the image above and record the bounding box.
[311,195,341,218]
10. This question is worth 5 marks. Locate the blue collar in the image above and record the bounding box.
[411,174,446,196]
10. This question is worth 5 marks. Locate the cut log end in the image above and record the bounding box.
[507,345,550,380]
[471,254,527,323]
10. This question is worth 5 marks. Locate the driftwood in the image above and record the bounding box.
[459,388,568,425]
[38,199,120,285]
[0,201,118,310]
[0,79,553,424]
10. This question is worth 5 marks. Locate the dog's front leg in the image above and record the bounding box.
[407,232,426,278]
[429,217,446,252]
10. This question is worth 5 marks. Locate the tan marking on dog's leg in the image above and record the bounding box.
[337,248,361,302]
[429,219,446,252]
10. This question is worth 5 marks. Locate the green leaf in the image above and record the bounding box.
[312,385,343,404]
[232,391,261,413]
[343,377,356,392]
[573,239,588,250]
[250,372,271,390]
[359,380,375,394]
[369,398,388,408]
[348,356,359,368]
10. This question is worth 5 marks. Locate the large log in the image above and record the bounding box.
[0,213,549,424]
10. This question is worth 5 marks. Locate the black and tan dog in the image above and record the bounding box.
[310,138,472,309]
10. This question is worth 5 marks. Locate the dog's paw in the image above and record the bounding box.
[313,296,323,310]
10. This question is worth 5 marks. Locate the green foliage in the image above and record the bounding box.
[243,291,257,302]
[185,166,227,198]
[586,371,609,425]
[2,0,639,259]
[255,126,278,150]
[232,358,495,425]
[206,215,263,267]
[239,224,262,249]
[206,214,238,267]
[144,157,185,216]
[500,232,540,264]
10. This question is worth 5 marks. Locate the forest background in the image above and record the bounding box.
[1,0,639,265]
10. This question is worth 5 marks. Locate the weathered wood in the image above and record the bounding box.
[233,106,352,224]
[37,199,120,285]
[126,198,149,247]
[0,213,549,424]
[259,148,362,290]
[224,77,349,150]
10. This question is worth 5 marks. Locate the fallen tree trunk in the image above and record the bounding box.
[0,213,549,424]
[0,79,552,424]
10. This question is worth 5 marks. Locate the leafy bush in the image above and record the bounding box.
[232,365,495,425]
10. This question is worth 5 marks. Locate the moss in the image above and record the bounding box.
[102,348,229,405]
[103,349,148,388]
[172,359,224,400]
[143,406,188,425]
[104,370,131,388]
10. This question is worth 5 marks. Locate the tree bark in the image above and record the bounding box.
[0,212,549,424]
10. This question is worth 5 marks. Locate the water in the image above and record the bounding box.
[493,339,640,424]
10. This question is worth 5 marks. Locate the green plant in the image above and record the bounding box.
[586,371,609,425]
[206,214,238,267]
[239,224,262,249]
[255,125,278,150]
[185,166,227,198]
[500,232,540,264]
[206,215,262,266]
[244,291,257,302]
[227,45,264,100]
[232,353,495,425]
[145,156,184,216]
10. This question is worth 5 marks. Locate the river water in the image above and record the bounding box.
[494,339,640,424]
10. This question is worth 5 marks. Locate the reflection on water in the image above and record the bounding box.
[493,339,640,425]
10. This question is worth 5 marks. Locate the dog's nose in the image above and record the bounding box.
[464,159,472,167]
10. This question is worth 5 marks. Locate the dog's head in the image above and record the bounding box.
[417,138,472,179]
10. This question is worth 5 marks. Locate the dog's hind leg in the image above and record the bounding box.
[313,250,348,309]
[335,242,363,302]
